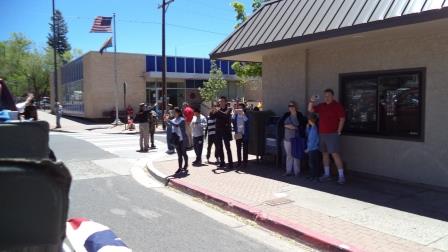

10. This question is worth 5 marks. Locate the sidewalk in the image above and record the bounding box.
[37,111,163,134]
[148,149,448,251]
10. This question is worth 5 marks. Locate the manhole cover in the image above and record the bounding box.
[264,198,294,206]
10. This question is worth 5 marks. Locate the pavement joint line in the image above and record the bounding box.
[145,159,364,252]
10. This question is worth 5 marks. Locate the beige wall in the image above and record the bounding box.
[261,21,448,188]
[83,52,146,119]
[262,50,307,115]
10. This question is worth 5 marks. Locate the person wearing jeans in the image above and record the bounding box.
[165,108,188,174]
[305,113,320,181]
[232,103,249,168]
[191,107,207,166]
[280,101,307,177]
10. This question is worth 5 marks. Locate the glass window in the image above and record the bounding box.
[204,59,211,73]
[186,79,195,88]
[156,56,162,72]
[195,80,204,88]
[167,57,175,72]
[62,80,84,112]
[146,56,156,72]
[221,61,229,75]
[176,57,185,73]
[186,58,194,73]
[341,69,424,140]
[195,59,203,74]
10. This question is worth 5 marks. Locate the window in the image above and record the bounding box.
[340,69,424,140]
[146,56,156,72]
[156,56,162,72]
[176,57,185,73]
[195,59,203,74]
[167,57,175,72]
[186,58,194,73]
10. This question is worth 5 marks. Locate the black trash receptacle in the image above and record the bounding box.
[247,110,274,159]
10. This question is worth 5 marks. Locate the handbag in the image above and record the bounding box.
[290,136,305,159]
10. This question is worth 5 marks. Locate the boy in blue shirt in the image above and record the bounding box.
[305,113,320,181]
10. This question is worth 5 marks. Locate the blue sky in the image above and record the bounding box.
[0,0,253,58]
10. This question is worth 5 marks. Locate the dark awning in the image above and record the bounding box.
[211,0,448,59]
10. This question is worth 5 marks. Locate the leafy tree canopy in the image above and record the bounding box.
[200,60,227,102]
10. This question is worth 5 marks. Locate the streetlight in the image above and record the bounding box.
[158,0,174,130]
[51,0,58,107]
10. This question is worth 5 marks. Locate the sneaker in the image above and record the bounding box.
[319,175,332,182]
[175,168,182,174]
[337,177,346,185]
[150,145,157,149]
[166,150,175,154]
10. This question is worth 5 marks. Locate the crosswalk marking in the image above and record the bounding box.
[50,132,166,156]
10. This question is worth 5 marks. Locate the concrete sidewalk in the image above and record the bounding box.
[148,154,448,251]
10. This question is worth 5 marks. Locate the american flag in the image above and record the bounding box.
[90,16,112,33]
[66,218,131,252]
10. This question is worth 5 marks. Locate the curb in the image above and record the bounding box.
[146,161,364,252]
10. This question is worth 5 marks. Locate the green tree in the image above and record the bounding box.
[200,60,227,102]
[231,1,247,28]
[0,33,32,96]
[252,0,267,12]
[47,9,71,62]
[230,1,263,85]
[26,49,50,99]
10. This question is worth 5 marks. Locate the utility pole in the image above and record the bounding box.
[158,0,174,130]
[52,0,58,105]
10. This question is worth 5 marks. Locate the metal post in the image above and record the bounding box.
[159,0,174,130]
[112,13,122,125]
[52,0,58,104]
[123,81,127,113]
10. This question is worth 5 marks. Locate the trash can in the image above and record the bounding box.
[247,110,274,159]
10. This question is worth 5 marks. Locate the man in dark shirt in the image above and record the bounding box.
[214,96,233,169]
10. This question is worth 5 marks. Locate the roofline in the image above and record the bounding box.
[210,6,448,60]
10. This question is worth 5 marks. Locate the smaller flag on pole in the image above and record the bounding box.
[90,16,112,33]
[99,37,113,54]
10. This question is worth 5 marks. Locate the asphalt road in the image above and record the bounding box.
[49,133,311,252]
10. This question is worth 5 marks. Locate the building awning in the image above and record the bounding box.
[211,0,448,60]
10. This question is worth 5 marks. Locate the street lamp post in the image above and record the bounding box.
[52,0,58,106]
[159,0,174,130]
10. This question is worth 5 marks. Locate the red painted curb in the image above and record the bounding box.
[169,178,364,252]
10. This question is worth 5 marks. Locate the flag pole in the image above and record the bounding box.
[112,13,122,125]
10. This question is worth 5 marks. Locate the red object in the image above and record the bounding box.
[314,101,346,134]
[126,105,134,116]
[183,106,194,123]
[68,217,89,230]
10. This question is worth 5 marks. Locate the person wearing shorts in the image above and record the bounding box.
[308,89,346,184]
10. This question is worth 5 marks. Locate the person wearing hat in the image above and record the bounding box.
[134,103,150,152]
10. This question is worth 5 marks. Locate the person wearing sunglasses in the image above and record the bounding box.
[279,101,307,176]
